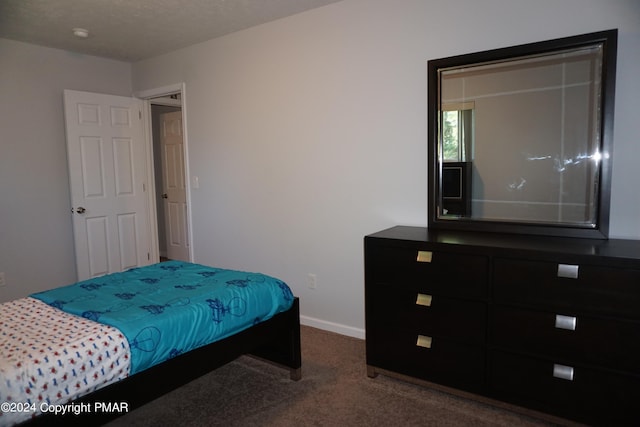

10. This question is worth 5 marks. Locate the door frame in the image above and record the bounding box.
[135,83,194,263]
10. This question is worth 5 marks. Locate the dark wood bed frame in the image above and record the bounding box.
[25,297,301,426]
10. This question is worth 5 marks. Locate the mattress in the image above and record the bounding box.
[31,261,295,374]
[1,261,294,425]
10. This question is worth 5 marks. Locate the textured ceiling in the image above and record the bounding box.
[0,0,343,62]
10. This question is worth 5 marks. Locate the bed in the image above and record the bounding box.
[0,261,301,426]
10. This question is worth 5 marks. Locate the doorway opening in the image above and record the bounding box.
[135,83,192,264]
[149,93,190,262]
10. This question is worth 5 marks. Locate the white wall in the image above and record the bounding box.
[0,39,133,302]
[131,0,640,337]
[1,1,638,337]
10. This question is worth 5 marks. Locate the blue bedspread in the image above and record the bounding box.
[31,261,294,374]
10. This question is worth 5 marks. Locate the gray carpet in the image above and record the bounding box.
[106,326,558,426]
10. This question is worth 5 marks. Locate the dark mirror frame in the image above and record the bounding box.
[428,29,618,239]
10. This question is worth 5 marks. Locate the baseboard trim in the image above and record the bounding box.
[300,315,365,340]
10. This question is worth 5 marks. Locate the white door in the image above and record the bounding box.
[64,90,151,280]
[160,111,190,261]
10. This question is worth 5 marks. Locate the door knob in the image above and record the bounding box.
[161,194,168,199]
[76,207,86,214]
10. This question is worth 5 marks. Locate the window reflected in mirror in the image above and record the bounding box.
[441,105,473,162]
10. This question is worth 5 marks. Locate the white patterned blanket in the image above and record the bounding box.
[0,297,130,426]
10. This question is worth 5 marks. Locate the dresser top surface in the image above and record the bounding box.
[366,226,640,262]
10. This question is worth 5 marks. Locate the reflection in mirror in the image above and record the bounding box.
[429,30,617,238]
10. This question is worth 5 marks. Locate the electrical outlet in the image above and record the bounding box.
[0,272,5,287]
[308,273,317,290]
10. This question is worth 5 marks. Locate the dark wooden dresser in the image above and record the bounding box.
[365,226,640,425]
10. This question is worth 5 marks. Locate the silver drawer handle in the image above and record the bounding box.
[553,364,574,381]
[555,314,577,331]
[557,263,579,279]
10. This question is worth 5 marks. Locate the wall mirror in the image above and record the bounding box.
[428,30,617,239]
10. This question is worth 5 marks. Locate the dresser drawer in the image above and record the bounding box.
[367,245,488,298]
[368,328,485,392]
[367,287,486,343]
[489,350,640,425]
[493,258,640,319]
[490,305,640,374]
